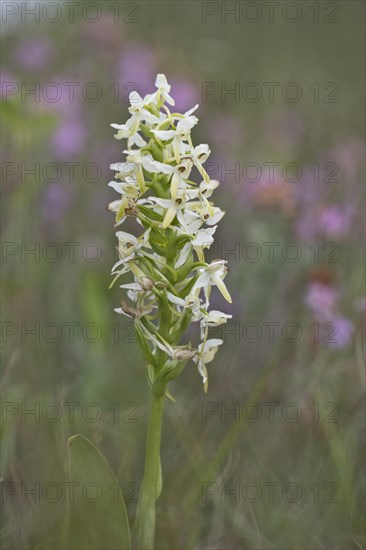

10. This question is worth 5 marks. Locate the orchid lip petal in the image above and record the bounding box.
[212,275,232,303]
[162,205,177,228]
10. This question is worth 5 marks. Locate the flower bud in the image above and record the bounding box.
[140,277,154,290]
[173,348,196,361]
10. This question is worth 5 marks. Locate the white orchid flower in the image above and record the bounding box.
[148,191,190,229]
[200,310,232,338]
[201,310,232,326]
[167,291,201,317]
[193,338,223,391]
[146,157,194,199]
[180,143,211,182]
[111,244,156,284]
[191,226,217,261]
[121,150,150,192]
[193,260,232,305]
[128,91,160,134]
[120,277,154,293]
[174,209,205,235]
[110,162,137,180]
[146,73,175,107]
[153,114,198,163]
[110,120,147,148]
[170,158,194,198]
[136,155,174,176]
[122,150,189,193]
[108,178,140,198]
[197,205,225,226]
[121,280,156,304]
[149,187,218,230]
[199,179,220,198]
[116,231,141,262]
[173,223,216,265]
[108,197,135,225]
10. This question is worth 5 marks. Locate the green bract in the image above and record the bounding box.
[109,74,232,392]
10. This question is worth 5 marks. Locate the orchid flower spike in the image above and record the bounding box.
[108,74,232,392]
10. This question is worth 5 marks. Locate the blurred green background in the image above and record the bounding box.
[1,1,365,548]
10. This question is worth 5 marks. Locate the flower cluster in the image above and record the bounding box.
[108,74,232,392]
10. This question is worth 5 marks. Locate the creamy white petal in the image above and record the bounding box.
[184,104,199,116]
[167,292,185,307]
[141,156,174,174]
[175,242,192,268]
[153,129,176,141]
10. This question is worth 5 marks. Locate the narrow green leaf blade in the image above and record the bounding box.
[66,434,131,550]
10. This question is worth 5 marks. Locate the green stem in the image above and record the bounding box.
[137,391,165,550]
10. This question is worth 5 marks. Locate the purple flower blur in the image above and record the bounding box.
[116,46,156,97]
[41,183,74,224]
[37,77,82,114]
[329,317,354,348]
[297,203,353,241]
[305,282,339,321]
[318,205,352,238]
[305,282,354,348]
[52,117,87,159]
[169,78,200,112]
[206,114,243,153]
[15,38,54,71]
